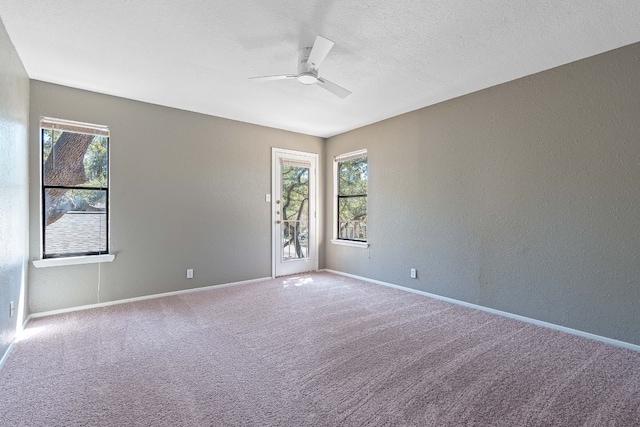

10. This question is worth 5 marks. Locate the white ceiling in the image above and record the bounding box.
[1,1,640,138]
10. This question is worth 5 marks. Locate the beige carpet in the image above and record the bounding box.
[1,272,639,426]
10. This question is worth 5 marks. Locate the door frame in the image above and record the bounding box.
[271,147,318,278]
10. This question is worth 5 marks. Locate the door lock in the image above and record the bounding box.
[276,220,282,224]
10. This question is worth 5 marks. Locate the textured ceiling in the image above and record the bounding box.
[1,1,640,138]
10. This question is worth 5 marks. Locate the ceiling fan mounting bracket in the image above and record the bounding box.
[297,47,314,73]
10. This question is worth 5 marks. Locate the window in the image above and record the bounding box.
[334,150,367,244]
[40,117,110,258]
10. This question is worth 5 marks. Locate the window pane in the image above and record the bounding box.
[281,220,309,261]
[338,157,367,196]
[43,129,109,188]
[281,164,310,261]
[281,165,309,222]
[44,188,107,256]
[338,196,367,241]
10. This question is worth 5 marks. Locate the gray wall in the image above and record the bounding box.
[18,38,640,347]
[29,81,324,313]
[0,19,29,360]
[326,42,640,346]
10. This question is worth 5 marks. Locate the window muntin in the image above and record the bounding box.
[41,117,110,258]
[336,151,367,242]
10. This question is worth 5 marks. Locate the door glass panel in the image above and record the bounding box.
[281,164,309,261]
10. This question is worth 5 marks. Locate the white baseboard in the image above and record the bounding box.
[0,340,16,371]
[15,270,640,357]
[322,269,640,353]
[0,317,31,371]
[27,276,272,322]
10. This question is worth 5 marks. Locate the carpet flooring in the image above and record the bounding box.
[1,272,639,426]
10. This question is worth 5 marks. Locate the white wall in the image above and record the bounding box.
[28,82,324,312]
[326,42,640,345]
[0,18,29,360]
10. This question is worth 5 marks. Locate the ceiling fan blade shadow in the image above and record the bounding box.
[249,74,296,81]
[306,36,334,71]
[316,77,351,98]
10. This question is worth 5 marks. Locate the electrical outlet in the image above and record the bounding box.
[410,268,417,279]
[186,269,194,279]
[9,301,15,318]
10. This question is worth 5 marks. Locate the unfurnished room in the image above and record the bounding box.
[1,1,640,425]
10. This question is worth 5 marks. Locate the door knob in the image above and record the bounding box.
[276,220,282,224]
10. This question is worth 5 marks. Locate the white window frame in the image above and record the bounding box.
[331,149,369,248]
[33,117,115,268]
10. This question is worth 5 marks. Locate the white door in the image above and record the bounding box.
[272,148,317,277]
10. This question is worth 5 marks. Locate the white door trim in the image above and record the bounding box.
[271,147,318,278]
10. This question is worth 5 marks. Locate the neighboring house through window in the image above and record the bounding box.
[333,149,368,246]
[40,117,110,259]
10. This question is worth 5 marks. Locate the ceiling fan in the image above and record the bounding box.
[249,36,352,98]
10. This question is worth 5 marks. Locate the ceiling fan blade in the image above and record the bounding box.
[316,77,351,98]
[249,74,296,81]
[306,36,334,71]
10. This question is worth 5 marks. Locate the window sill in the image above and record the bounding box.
[33,254,116,268]
[331,239,369,248]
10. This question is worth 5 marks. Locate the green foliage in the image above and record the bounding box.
[84,136,108,186]
[339,157,367,196]
[281,165,309,222]
[42,129,55,160]
[74,135,108,208]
